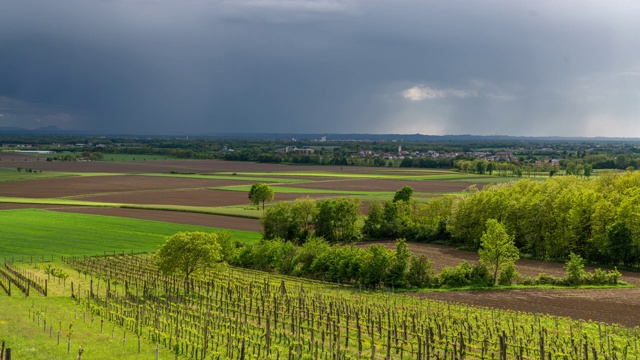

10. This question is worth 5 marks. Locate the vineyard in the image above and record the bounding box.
[58,253,639,360]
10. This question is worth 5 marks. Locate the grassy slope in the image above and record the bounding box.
[0,209,261,259]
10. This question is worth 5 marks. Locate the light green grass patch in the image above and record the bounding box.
[0,209,260,259]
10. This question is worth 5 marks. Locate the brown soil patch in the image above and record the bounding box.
[52,207,262,232]
[0,175,246,198]
[291,179,478,193]
[0,157,378,174]
[75,189,334,207]
[358,241,640,327]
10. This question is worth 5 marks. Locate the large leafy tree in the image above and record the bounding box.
[314,197,361,243]
[478,219,519,285]
[248,183,275,210]
[261,197,317,243]
[156,231,223,293]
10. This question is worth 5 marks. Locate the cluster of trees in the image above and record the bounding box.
[259,171,640,269]
[454,159,594,178]
[261,197,360,243]
[447,171,640,266]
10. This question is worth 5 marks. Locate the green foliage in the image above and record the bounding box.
[446,172,640,267]
[261,197,318,243]
[362,201,384,238]
[261,202,296,240]
[407,255,434,288]
[314,197,361,243]
[564,252,586,285]
[607,221,634,266]
[155,231,223,289]
[437,261,493,288]
[393,186,414,203]
[359,245,393,287]
[248,183,274,210]
[497,262,519,286]
[293,237,331,275]
[478,219,519,285]
[385,239,411,287]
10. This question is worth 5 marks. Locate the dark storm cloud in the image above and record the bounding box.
[1,0,639,136]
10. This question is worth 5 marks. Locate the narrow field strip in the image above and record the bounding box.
[213,170,485,181]
[136,172,312,183]
[0,197,262,219]
[0,170,121,182]
[213,184,395,196]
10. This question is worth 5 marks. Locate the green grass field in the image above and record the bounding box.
[0,209,260,259]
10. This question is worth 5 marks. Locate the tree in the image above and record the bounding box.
[314,197,361,243]
[156,231,223,293]
[261,197,317,243]
[393,186,414,203]
[564,252,585,285]
[386,239,411,287]
[607,221,634,266]
[248,183,274,210]
[478,219,519,285]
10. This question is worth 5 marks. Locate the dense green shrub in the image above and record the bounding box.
[437,261,493,288]
[385,239,411,287]
[359,245,393,287]
[407,255,434,288]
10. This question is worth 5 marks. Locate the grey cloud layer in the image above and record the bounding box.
[1,0,639,136]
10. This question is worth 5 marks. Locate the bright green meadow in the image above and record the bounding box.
[0,209,260,259]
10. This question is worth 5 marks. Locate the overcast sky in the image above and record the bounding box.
[1,0,640,136]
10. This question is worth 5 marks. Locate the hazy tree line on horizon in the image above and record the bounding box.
[5,135,640,171]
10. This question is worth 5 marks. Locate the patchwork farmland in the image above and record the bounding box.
[1,155,639,358]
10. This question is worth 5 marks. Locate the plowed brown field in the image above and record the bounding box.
[291,178,476,192]
[358,241,640,327]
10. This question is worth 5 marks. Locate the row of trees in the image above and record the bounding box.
[447,171,640,266]
[259,171,640,268]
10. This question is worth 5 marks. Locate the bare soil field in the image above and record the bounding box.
[359,241,640,327]
[0,175,246,198]
[0,156,381,174]
[52,207,262,232]
[76,189,335,207]
[291,179,479,193]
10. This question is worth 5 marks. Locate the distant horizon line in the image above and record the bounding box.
[1,126,640,141]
